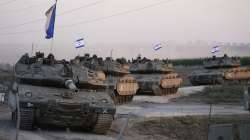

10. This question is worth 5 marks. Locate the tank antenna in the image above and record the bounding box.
[31,43,34,56]
[110,49,113,58]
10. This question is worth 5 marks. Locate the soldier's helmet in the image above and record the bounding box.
[106,57,112,61]
[36,52,44,58]
[84,53,90,58]
[93,54,98,59]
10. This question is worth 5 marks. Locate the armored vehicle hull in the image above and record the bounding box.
[106,74,138,104]
[71,64,107,89]
[132,73,182,95]
[72,55,139,104]
[188,70,224,85]
[9,84,115,134]
[8,52,116,134]
[129,57,182,96]
[188,54,250,86]
[189,69,250,86]
[224,67,250,81]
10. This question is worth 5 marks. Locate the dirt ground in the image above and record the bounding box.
[174,85,245,105]
[0,65,249,140]
[0,104,115,140]
[111,115,250,140]
[1,85,250,140]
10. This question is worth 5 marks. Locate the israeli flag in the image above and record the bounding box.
[153,43,162,51]
[45,3,57,39]
[75,38,85,48]
[211,46,220,53]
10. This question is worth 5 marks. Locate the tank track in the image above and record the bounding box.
[111,92,134,104]
[19,108,34,130]
[93,113,113,134]
[153,87,179,96]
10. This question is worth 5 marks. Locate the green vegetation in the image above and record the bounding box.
[168,58,203,66]
[202,85,244,103]
[240,56,250,66]
[129,115,250,140]
[179,85,244,104]
[165,56,250,66]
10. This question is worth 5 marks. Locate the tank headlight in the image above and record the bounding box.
[25,92,32,97]
[101,99,108,103]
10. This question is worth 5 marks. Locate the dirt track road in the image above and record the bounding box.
[1,86,249,140]
[117,86,250,117]
[131,86,206,104]
[117,103,249,117]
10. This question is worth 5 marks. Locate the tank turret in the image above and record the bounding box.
[71,55,139,104]
[203,54,241,69]
[129,57,182,96]
[189,54,250,86]
[8,52,116,134]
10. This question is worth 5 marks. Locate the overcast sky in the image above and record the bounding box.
[0,0,249,63]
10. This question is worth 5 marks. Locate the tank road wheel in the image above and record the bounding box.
[123,95,127,103]
[129,95,134,101]
[125,95,134,103]
[19,108,34,130]
[112,92,134,104]
[118,95,123,104]
[163,88,167,95]
[175,87,179,94]
[169,88,174,95]
[93,113,113,134]
[163,87,178,95]
[152,85,164,96]
[166,88,172,95]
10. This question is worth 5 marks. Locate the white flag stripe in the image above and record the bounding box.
[153,43,162,51]
[75,38,85,48]
[45,6,53,31]
[211,46,220,53]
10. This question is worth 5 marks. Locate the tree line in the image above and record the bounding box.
[163,56,250,66]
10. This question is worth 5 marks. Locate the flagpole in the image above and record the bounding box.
[110,49,113,58]
[31,43,34,56]
[50,38,54,53]
[77,47,80,56]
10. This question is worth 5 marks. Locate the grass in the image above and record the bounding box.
[199,85,244,104]
[128,115,250,140]
[0,133,9,140]
[179,85,245,104]
[168,56,250,66]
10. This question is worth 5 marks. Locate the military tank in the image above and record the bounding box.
[7,52,115,134]
[72,54,139,104]
[129,56,182,96]
[70,58,106,89]
[188,54,250,85]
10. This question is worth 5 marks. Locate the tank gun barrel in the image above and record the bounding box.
[65,79,78,92]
